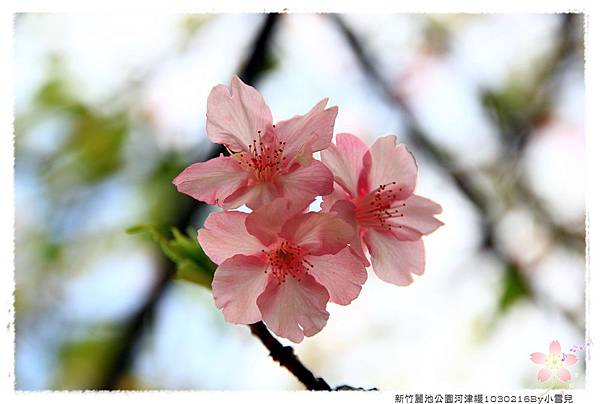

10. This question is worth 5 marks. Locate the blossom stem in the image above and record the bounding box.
[248,322,332,391]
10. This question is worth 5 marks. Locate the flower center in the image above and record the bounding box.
[545,354,564,370]
[235,131,287,182]
[263,240,314,285]
[354,182,406,230]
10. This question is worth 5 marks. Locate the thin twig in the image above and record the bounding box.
[248,322,332,391]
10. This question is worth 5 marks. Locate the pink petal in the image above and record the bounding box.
[330,199,370,267]
[275,98,338,159]
[290,140,316,167]
[212,254,269,324]
[550,340,562,355]
[557,368,572,382]
[349,231,370,267]
[361,135,417,199]
[537,368,551,382]
[245,198,298,246]
[222,181,283,211]
[530,352,547,364]
[172,156,248,206]
[281,212,353,256]
[387,194,444,241]
[197,211,265,265]
[563,354,578,365]
[387,224,423,242]
[364,229,425,286]
[320,133,369,197]
[206,76,273,152]
[320,182,351,213]
[307,247,367,305]
[278,159,334,211]
[257,273,330,343]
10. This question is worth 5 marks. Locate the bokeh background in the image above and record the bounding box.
[14,13,586,390]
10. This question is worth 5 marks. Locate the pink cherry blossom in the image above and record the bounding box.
[320,133,443,286]
[173,76,337,210]
[530,340,578,383]
[197,198,367,343]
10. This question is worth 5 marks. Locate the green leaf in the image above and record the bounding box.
[176,260,213,289]
[127,224,216,289]
[473,262,534,341]
[37,78,76,108]
[498,262,532,312]
[26,63,130,187]
[64,108,129,182]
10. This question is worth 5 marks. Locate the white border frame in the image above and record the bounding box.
[1,1,597,403]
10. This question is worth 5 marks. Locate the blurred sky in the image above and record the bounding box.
[14,13,585,390]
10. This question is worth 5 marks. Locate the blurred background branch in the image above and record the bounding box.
[100,14,282,390]
[330,13,584,334]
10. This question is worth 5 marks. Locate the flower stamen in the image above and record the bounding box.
[355,182,407,230]
[265,240,311,285]
[235,132,287,182]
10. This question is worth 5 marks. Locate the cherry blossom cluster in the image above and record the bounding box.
[173,76,443,342]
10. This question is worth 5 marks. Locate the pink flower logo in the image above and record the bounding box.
[530,340,578,383]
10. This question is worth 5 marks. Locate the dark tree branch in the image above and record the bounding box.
[248,322,377,391]
[248,322,332,391]
[100,14,281,390]
[248,322,378,391]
